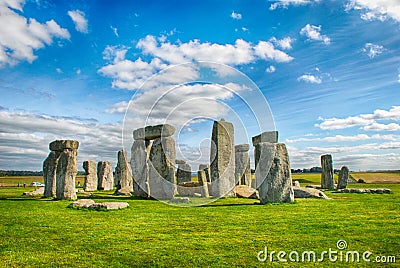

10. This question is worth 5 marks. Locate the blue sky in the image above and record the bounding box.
[0,0,399,171]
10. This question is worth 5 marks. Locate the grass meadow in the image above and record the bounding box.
[0,173,399,267]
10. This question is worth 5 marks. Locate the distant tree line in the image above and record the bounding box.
[0,170,86,177]
[0,170,43,176]
[291,167,340,174]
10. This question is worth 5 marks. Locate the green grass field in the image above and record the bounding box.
[0,174,399,267]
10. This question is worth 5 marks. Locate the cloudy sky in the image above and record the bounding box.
[0,0,399,171]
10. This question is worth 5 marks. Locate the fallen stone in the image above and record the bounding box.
[170,197,190,203]
[133,124,175,140]
[115,187,132,196]
[337,188,392,194]
[71,199,95,208]
[23,187,45,196]
[89,202,129,210]
[294,187,330,199]
[293,181,301,188]
[252,131,278,146]
[235,185,259,199]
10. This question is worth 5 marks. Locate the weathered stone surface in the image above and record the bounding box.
[71,199,95,208]
[131,140,150,198]
[256,143,294,203]
[338,188,392,194]
[176,159,186,165]
[115,150,133,192]
[89,202,129,210]
[321,154,334,189]
[133,124,175,140]
[115,187,132,196]
[148,136,176,200]
[97,161,114,191]
[199,164,211,182]
[177,185,202,197]
[235,144,250,152]
[293,181,300,188]
[337,166,349,190]
[23,187,45,196]
[56,149,78,200]
[252,131,278,146]
[43,151,61,198]
[176,163,192,184]
[198,170,209,197]
[210,119,235,198]
[235,185,259,199]
[294,187,330,199]
[83,160,97,192]
[235,144,251,186]
[49,140,79,152]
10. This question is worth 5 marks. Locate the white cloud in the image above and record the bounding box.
[300,24,330,45]
[286,133,399,143]
[362,43,385,59]
[270,37,294,50]
[231,11,242,19]
[266,65,276,73]
[297,74,322,84]
[56,68,63,74]
[106,101,129,114]
[254,41,294,62]
[345,0,400,22]
[363,122,400,131]
[110,25,119,37]
[316,106,400,130]
[0,0,70,67]
[0,110,123,170]
[270,0,320,10]
[99,36,293,90]
[68,10,88,33]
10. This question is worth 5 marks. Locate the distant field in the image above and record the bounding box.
[350,172,400,184]
[0,176,85,187]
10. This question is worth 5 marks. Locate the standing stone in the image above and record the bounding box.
[115,150,133,192]
[337,166,349,190]
[199,164,211,182]
[56,148,78,200]
[83,160,97,192]
[97,161,114,191]
[210,119,235,198]
[256,142,294,204]
[321,154,334,189]
[235,144,251,186]
[148,136,176,199]
[176,163,192,184]
[198,170,210,197]
[43,140,79,200]
[43,151,61,198]
[131,140,151,198]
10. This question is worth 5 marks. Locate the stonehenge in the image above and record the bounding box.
[97,161,114,191]
[321,154,334,189]
[83,160,97,192]
[43,140,79,200]
[199,164,211,183]
[198,170,210,198]
[131,124,177,200]
[235,144,251,186]
[210,119,236,198]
